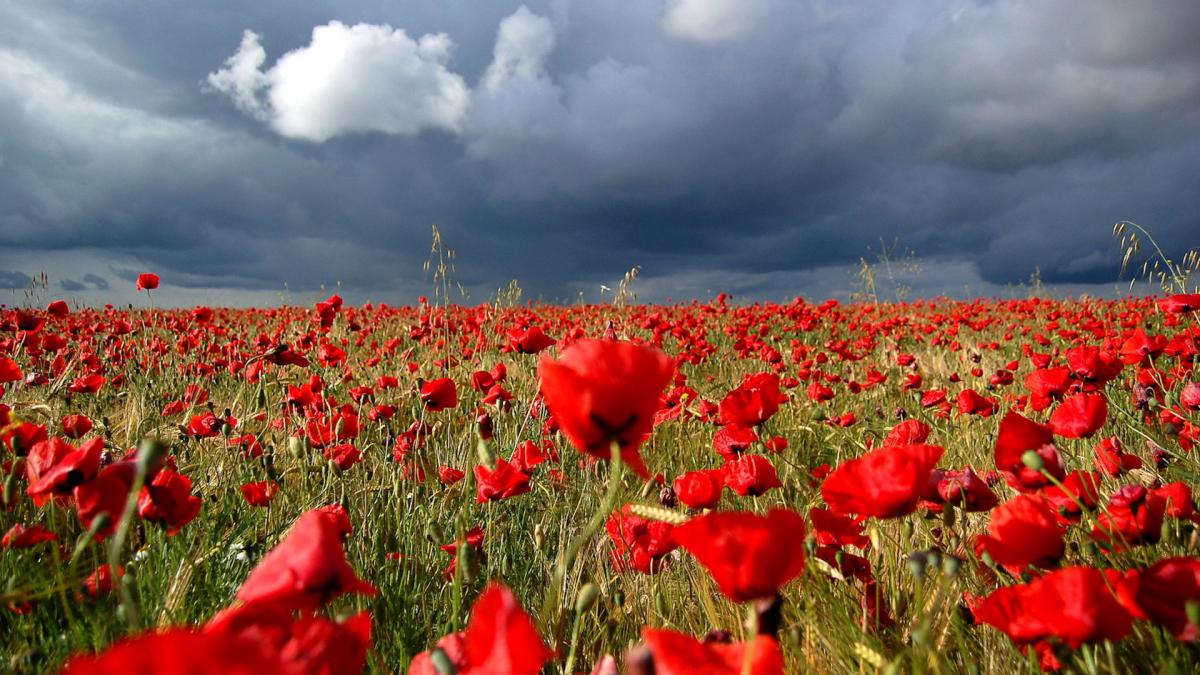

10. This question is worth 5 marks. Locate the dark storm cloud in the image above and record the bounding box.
[0,0,1197,305]
[0,270,32,290]
[82,274,109,290]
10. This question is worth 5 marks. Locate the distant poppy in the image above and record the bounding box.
[474,457,532,503]
[822,444,944,518]
[722,454,782,497]
[673,469,726,509]
[507,326,557,354]
[719,373,783,427]
[993,411,1064,492]
[438,466,466,485]
[135,273,159,291]
[1048,393,1107,439]
[60,414,94,439]
[421,378,459,412]
[240,481,280,507]
[137,468,203,535]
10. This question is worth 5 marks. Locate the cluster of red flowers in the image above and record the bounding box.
[3,277,1200,672]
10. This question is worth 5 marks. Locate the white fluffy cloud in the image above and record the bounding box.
[481,5,556,93]
[207,22,469,142]
[467,6,566,159]
[661,0,767,44]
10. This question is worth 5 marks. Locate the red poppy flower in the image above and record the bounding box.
[461,583,552,675]
[421,378,459,412]
[1152,482,1198,521]
[956,389,998,417]
[27,437,105,503]
[884,419,930,446]
[718,373,783,427]
[135,273,160,291]
[993,411,1064,492]
[641,630,784,675]
[438,466,466,485]
[510,440,548,474]
[186,412,226,438]
[722,454,782,497]
[672,508,806,602]
[1,523,59,549]
[137,468,202,535]
[808,507,869,549]
[713,425,759,461]
[973,566,1133,649]
[1042,470,1102,524]
[507,325,557,354]
[60,414,94,439]
[0,357,21,383]
[922,468,998,512]
[409,633,466,675]
[46,299,70,316]
[206,601,372,675]
[59,628,279,674]
[1159,293,1200,313]
[235,509,377,612]
[673,469,726,509]
[67,373,105,395]
[821,444,943,518]
[1131,557,1200,640]
[606,504,677,574]
[1048,392,1107,439]
[324,443,362,470]
[474,457,532,503]
[1092,485,1166,549]
[975,494,1064,570]
[74,461,136,539]
[240,481,280,507]
[1093,436,1141,476]
[538,339,675,479]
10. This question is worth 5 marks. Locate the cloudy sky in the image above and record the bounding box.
[1,0,1197,307]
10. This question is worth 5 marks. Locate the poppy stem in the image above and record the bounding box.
[539,442,624,643]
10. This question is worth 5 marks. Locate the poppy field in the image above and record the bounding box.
[3,282,1200,673]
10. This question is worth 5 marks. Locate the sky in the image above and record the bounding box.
[1,0,1197,307]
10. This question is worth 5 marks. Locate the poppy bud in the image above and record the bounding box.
[430,647,457,675]
[288,436,305,459]
[476,439,496,470]
[942,554,961,578]
[136,438,168,476]
[575,583,599,614]
[658,486,676,507]
[2,471,17,507]
[907,552,927,579]
[1020,450,1044,471]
